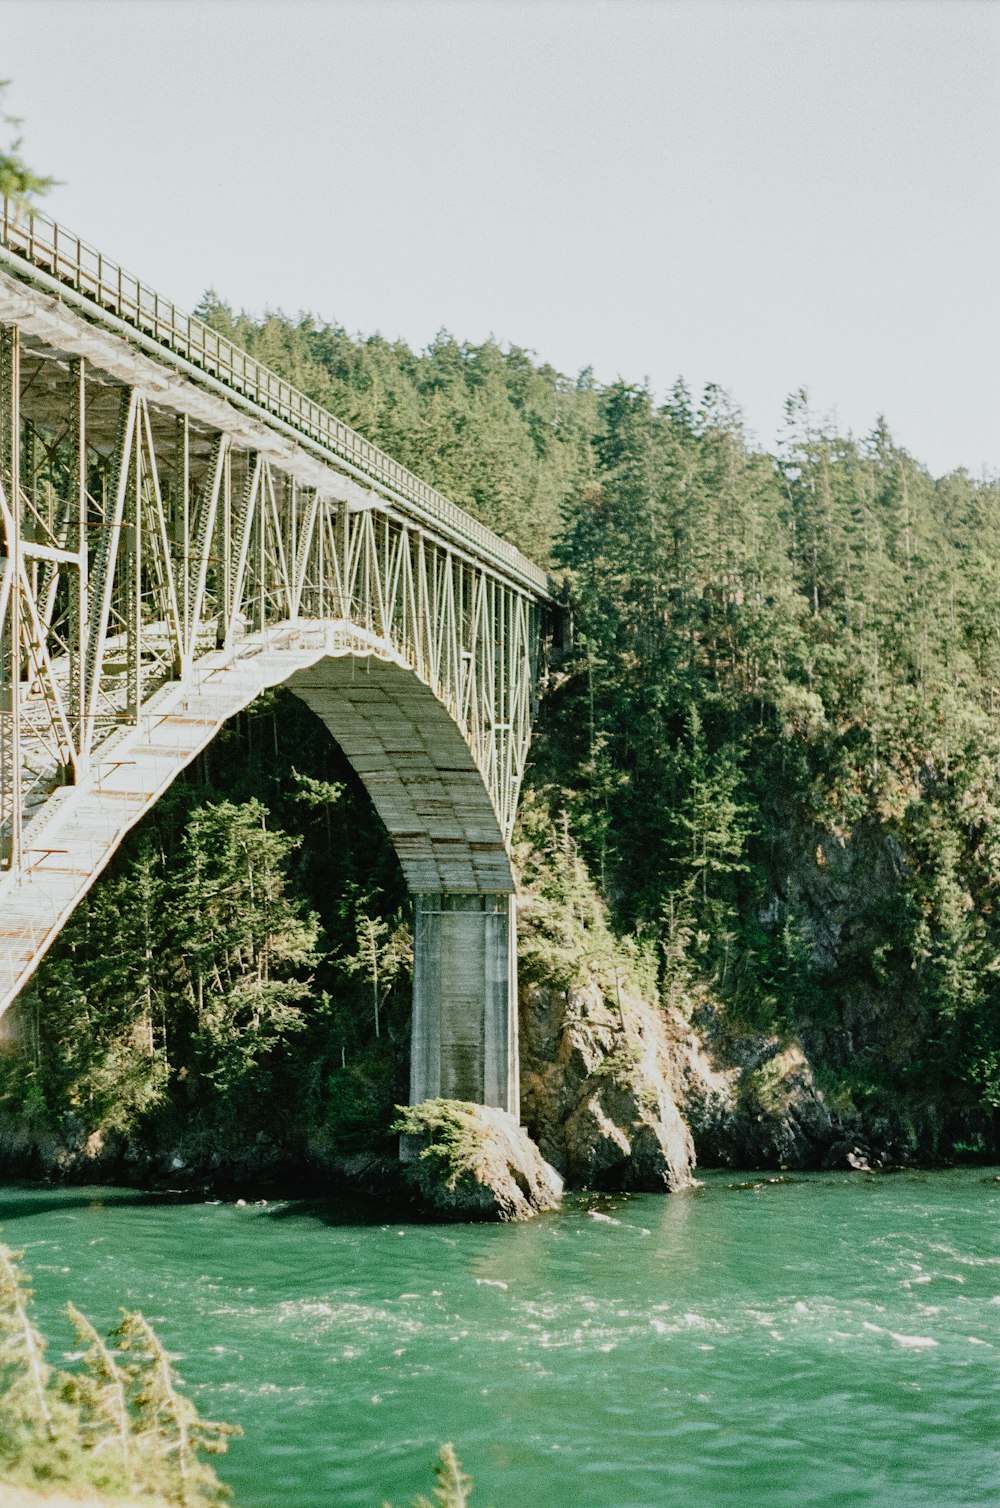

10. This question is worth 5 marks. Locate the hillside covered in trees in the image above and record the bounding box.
[3,299,1000,1174]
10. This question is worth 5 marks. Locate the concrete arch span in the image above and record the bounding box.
[286,649,513,896]
[0,625,519,1113]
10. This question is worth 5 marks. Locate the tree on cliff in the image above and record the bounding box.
[173,799,320,1101]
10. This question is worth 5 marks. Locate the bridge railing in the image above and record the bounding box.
[0,198,548,594]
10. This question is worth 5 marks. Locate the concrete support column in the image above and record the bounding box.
[410,892,519,1117]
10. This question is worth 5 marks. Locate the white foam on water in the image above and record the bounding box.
[475,1277,509,1289]
[270,1298,424,1339]
[889,1332,938,1349]
[930,1244,1000,1268]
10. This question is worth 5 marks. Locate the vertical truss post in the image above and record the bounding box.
[84,387,138,756]
[187,433,225,667]
[317,496,326,620]
[226,452,260,652]
[70,358,88,776]
[289,478,297,614]
[126,402,142,721]
[177,414,190,648]
[338,498,352,619]
[218,447,232,648]
[257,462,266,633]
[0,325,22,873]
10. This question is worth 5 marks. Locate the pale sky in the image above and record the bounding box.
[2,0,997,478]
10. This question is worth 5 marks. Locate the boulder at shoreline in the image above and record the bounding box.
[394,1099,564,1221]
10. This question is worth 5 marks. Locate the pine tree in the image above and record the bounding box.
[174,799,319,1100]
[63,1302,134,1483]
[0,1245,56,1451]
[110,1310,239,1506]
[0,1247,241,1503]
[343,908,412,1039]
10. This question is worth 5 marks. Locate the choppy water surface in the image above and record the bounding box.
[3,1170,999,1507]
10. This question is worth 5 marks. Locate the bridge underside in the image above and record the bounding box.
[287,654,513,894]
[290,653,519,1111]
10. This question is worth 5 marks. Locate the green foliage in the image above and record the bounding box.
[541,373,1000,1134]
[737,1059,792,1118]
[342,907,412,1041]
[391,1101,486,1192]
[174,799,319,1098]
[0,82,55,207]
[0,1245,238,1503]
[0,692,411,1158]
[514,791,656,1000]
[108,1311,239,1503]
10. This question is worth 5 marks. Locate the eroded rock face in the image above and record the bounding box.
[675,1025,832,1164]
[664,1002,838,1169]
[399,1100,563,1221]
[520,975,695,1191]
[518,959,867,1180]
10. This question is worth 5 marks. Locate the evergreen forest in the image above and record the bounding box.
[4,297,1000,1166]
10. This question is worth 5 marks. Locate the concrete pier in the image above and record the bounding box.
[410,892,519,1116]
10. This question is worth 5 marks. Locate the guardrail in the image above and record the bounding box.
[0,198,548,594]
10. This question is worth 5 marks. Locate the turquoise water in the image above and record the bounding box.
[3,1171,999,1507]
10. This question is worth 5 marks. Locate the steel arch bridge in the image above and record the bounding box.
[0,201,551,1116]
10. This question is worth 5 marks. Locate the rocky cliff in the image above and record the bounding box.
[520,971,695,1190]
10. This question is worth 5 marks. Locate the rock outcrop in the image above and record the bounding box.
[395,1099,563,1220]
[663,1002,838,1169]
[520,972,695,1191]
